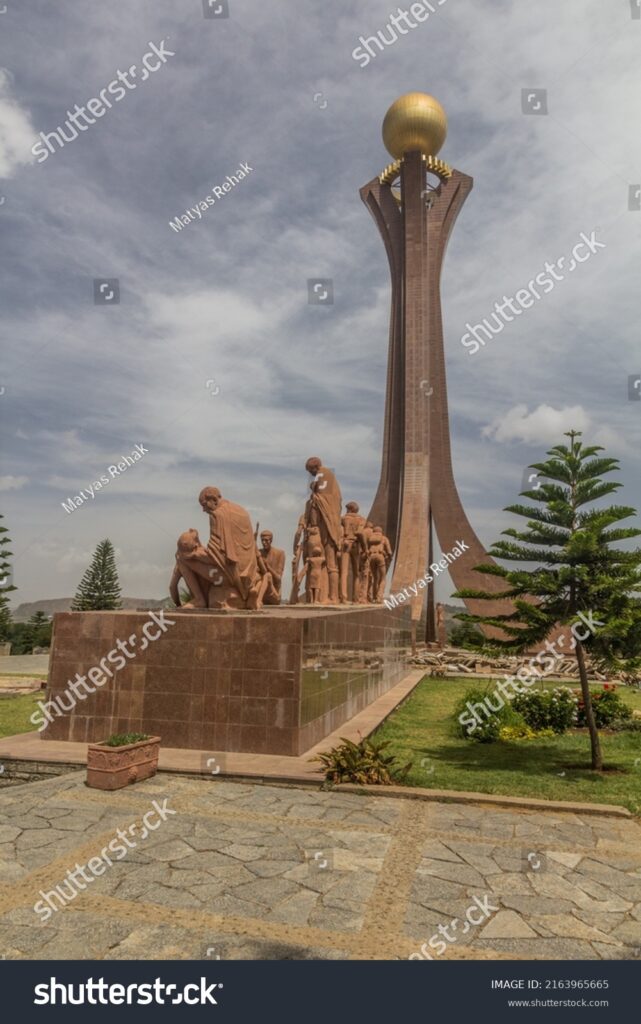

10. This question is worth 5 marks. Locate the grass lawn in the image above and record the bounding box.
[0,692,43,739]
[374,676,641,815]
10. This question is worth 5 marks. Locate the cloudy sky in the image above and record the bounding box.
[1,0,640,605]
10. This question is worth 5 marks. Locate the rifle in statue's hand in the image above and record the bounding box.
[254,521,268,577]
[289,546,302,604]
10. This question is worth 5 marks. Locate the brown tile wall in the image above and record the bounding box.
[43,606,411,756]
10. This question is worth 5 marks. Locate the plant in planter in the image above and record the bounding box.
[86,732,160,791]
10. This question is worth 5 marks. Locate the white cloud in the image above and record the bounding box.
[481,404,624,454]
[482,404,590,445]
[0,475,28,492]
[0,69,36,177]
[2,0,640,602]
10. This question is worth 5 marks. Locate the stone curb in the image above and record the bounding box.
[1,755,633,820]
[154,767,633,819]
[330,782,632,818]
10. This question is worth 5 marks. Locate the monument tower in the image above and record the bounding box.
[361,92,509,640]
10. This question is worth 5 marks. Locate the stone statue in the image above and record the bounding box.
[437,602,447,647]
[169,529,209,607]
[289,515,306,604]
[339,501,367,603]
[171,487,263,609]
[290,518,326,604]
[297,545,325,605]
[355,519,374,604]
[258,530,285,605]
[367,526,393,603]
[301,457,342,604]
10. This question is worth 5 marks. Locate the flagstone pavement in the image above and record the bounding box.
[0,771,640,961]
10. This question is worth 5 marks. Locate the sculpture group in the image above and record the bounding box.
[169,458,392,610]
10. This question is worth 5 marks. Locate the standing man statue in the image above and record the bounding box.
[367,526,393,603]
[339,501,367,603]
[436,602,447,647]
[356,519,374,603]
[258,530,285,605]
[303,457,342,604]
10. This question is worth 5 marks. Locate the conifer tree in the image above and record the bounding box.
[454,432,641,770]
[0,513,16,644]
[71,539,122,611]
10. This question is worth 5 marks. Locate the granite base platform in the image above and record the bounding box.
[42,605,412,755]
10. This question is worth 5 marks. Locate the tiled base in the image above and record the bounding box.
[43,605,411,755]
[2,669,425,782]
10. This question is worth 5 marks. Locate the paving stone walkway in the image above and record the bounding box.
[0,772,640,960]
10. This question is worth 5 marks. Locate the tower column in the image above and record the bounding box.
[361,92,513,636]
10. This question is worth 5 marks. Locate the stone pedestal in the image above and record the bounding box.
[43,606,411,756]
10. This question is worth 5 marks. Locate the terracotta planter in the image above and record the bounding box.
[86,736,160,791]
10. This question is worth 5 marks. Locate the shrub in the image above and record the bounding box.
[608,718,641,733]
[499,723,536,741]
[312,736,412,785]
[453,687,524,743]
[575,685,632,728]
[499,723,555,741]
[511,686,578,734]
[103,732,151,747]
[450,621,484,650]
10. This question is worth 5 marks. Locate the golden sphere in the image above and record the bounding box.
[382,92,447,160]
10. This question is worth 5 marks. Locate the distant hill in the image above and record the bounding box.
[12,597,465,623]
[12,598,169,622]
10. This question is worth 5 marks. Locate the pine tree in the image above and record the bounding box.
[454,431,641,770]
[27,610,52,649]
[20,610,52,652]
[21,616,37,654]
[449,620,484,650]
[72,539,122,611]
[0,513,16,644]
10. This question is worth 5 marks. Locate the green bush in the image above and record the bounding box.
[499,723,555,742]
[313,736,412,785]
[449,621,484,650]
[453,687,525,743]
[608,717,641,732]
[103,732,151,747]
[511,686,578,734]
[576,685,631,728]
